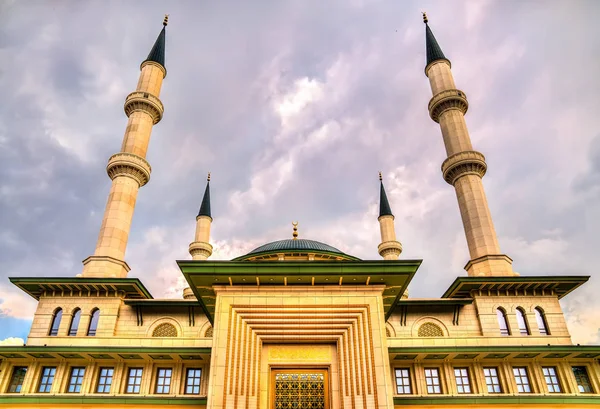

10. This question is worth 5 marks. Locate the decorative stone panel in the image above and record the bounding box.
[418,322,444,337]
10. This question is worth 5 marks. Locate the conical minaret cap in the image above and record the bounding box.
[379,172,393,218]
[143,15,168,69]
[197,173,211,219]
[423,13,450,70]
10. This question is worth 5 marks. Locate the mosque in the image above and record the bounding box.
[0,13,598,409]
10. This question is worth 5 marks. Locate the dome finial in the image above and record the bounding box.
[163,14,169,27]
[292,221,299,240]
[207,172,211,182]
[422,12,428,24]
[379,171,383,181]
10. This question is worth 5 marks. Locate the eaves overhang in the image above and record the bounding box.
[441,275,590,299]
[9,277,154,300]
[0,345,210,361]
[178,260,422,325]
[388,344,600,361]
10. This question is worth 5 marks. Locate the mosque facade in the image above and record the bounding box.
[0,14,599,409]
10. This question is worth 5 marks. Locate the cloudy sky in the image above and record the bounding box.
[1,0,599,345]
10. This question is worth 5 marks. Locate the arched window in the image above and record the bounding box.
[68,308,81,336]
[418,322,444,337]
[496,308,510,336]
[87,309,100,336]
[516,308,530,335]
[48,308,63,336]
[534,307,550,335]
[152,323,178,337]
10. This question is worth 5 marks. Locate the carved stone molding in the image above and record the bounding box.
[377,240,403,259]
[123,91,164,124]
[428,88,468,122]
[441,150,487,185]
[106,152,152,186]
[140,60,167,78]
[189,241,213,260]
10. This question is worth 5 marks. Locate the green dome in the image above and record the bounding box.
[233,239,359,261]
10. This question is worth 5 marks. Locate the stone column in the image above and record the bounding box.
[82,61,166,278]
[426,59,514,276]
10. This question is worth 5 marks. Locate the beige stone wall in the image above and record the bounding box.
[387,295,572,347]
[0,357,207,399]
[137,63,164,97]
[454,174,502,260]
[27,296,212,348]
[195,216,212,244]
[426,61,455,96]
[438,109,473,157]
[390,358,600,404]
[120,111,155,158]
[207,285,395,409]
[474,295,570,341]
[379,216,397,243]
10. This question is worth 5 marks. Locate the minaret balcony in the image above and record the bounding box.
[441,150,487,185]
[106,152,152,186]
[428,89,468,122]
[124,91,164,124]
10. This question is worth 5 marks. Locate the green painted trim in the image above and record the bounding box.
[393,395,600,405]
[0,346,211,354]
[0,395,206,405]
[395,299,473,306]
[441,275,590,300]
[178,259,423,273]
[9,277,154,300]
[388,345,600,354]
[232,249,361,261]
[124,300,199,306]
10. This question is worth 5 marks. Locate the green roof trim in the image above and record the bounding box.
[234,239,359,261]
[395,298,473,306]
[0,346,211,354]
[0,396,206,406]
[388,345,600,355]
[9,277,154,300]
[124,300,200,307]
[394,395,600,405]
[179,260,421,324]
[441,275,589,299]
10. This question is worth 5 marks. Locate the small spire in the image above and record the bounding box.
[423,13,450,71]
[379,173,393,218]
[197,174,211,219]
[292,222,299,240]
[143,16,167,69]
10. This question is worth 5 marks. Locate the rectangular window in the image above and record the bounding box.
[542,367,561,393]
[394,368,411,394]
[185,368,202,395]
[126,368,143,394]
[38,366,56,393]
[483,367,502,393]
[96,367,114,393]
[513,367,531,393]
[67,367,85,393]
[424,368,441,394]
[454,368,471,394]
[572,366,594,393]
[155,368,172,394]
[7,366,27,393]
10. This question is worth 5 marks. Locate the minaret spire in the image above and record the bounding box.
[377,173,402,261]
[81,18,168,278]
[189,173,214,261]
[423,12,450,71]
[423,15,515,277]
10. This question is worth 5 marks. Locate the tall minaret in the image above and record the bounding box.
[188,173,213,261]
[423,13,515,277]
[377,173,402,260]
[183,174,213,299]
[82,16,169,278]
